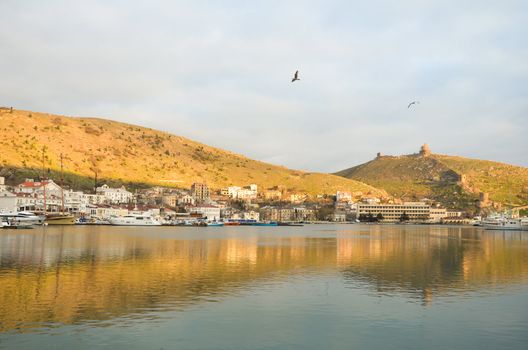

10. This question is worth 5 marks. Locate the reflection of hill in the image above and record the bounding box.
[337,226,528,304]
[0,226,527,332]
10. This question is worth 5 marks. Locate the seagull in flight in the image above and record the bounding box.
[291,70,300,82]
[408,101,420,108]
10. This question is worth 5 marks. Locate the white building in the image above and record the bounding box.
[357,202,430,222]
[336,191,352,202]
[178,194,195,206]
[83,193,106,205]
[0,176,6,192]
[15,179,63,197]
[226,185,258,200]
[189,204,221,221]
[87,205,129,219]
[429,208,448,223]
[96,184,133,204]
[0,190,17,212]
[243,210,260,221]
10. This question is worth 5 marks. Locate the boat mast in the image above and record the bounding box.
[42,147,47,215]
[60,153,65,214]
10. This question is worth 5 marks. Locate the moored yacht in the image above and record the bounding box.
[0,211,44,227]
[108,214,161,226]
[482,214,528,231]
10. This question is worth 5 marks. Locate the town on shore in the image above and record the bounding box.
[0,175,475,226]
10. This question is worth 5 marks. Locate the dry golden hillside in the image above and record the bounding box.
[0,108,385,197]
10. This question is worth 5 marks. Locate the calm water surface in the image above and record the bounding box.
[0,224,527,349]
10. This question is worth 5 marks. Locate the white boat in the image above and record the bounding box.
[108,214,161,226]
[482,215,528,231]
[0,211,44,227]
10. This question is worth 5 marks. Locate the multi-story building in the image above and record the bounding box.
[259,206,294,222]
[15,179,63,197]
[225,185,257,200]
[0,176,6,192]
[243,210,260,221]
[292,207,317,221]
[96,184,133,204]
[357,202,431,222]
[429,207,448,223]
[83,193,106,205]
[162,195,178,207]
[191,183,210,202]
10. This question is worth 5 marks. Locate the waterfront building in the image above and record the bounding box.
[292,207,317,221]
[96,184,133,204]
[446,210,464,218]
[243,210,260,221]
[188,204,220,221]
[429,207,448,223]
[87,205,129,219]
[0,176,6,192]
[331,211,347,222]
[357,202,431,222]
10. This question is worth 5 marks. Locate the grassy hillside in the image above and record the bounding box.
[0,108,386,198]
[335,151,528,210]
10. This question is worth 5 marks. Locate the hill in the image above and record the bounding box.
[0,108,386,198]
[335,144,528,211]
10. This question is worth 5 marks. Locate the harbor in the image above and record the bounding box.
[1,224,527,349]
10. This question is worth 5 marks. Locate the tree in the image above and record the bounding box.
[376,213,384,222]
[399,211,410,222]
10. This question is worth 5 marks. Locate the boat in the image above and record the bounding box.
[108,214,162,226]
[45,213,76,225]
[76,216,110,225]
[482,214,528,231]
[278,222,304,226]
[206,221,224,227]
[252,222,278,227]
[224,221,240,226]
[0,211,44,226]
[0,213,37,229]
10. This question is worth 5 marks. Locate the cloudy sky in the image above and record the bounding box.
[1,0,527,171]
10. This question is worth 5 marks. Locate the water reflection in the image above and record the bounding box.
[0,225,527,333]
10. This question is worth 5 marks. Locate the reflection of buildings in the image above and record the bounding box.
[0,226,527,332]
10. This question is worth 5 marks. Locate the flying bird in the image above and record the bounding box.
[291,70,300,82]
[408,101,420,108]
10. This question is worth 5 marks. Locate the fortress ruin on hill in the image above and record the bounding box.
[375,144,432,159]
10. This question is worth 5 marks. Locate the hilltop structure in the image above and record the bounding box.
[419,143,431,157]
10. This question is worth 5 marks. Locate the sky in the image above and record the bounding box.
[1,0,527,171]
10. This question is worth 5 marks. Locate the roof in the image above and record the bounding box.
[18,181,50,188]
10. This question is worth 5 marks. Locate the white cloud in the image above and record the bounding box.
[1,0,527,171]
